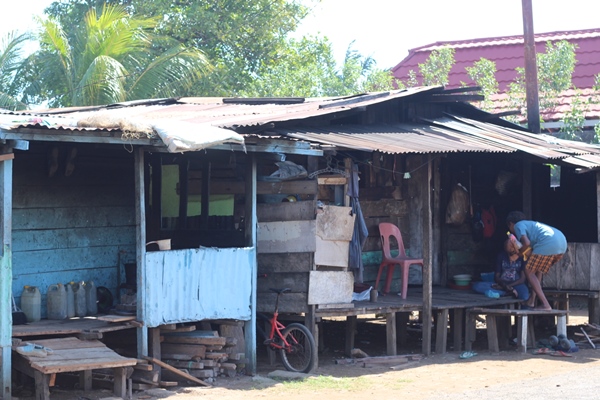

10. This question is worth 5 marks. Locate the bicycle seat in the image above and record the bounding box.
[269,288,291,294]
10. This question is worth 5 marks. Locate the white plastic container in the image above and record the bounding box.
[72,281,87,317]
[47,283,68,320]
[65,282,75,318]
[85,281,98,316]
[21,286,41,322]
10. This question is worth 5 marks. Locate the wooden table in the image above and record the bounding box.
[13,337,137,399]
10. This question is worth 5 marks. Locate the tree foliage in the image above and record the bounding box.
[418,47,455,86]
[0,32,30,110]
[25,4,210,107]
[465,58,498,111]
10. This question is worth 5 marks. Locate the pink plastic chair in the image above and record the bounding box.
[375,222,424,299]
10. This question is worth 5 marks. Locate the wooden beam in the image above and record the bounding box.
[0,129,163,147]
[135,147,148,357]
[0,153,12,399]
[178,158,189,230]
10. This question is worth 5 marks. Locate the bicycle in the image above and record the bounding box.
[257,288,317,373]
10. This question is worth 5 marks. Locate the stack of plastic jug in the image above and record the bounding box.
[47,283,68,320]
[85,280,98,316]
[72,281,87,317]
[21,286,41,322]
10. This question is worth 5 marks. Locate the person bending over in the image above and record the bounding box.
[506,211,567,310]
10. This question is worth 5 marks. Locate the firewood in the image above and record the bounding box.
[143,356,211,387]
[165,360,204,370]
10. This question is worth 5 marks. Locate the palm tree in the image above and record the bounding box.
[29,4,211,107]
[0,31,29,110]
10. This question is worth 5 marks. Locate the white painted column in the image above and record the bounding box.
[244,154,257,375]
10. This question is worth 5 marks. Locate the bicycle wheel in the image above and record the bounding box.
[279,323,316,373]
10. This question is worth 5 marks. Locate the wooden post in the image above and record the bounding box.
[200,159,210,229]
[79,370,92,391]
[521,0,541,133]
[452,309,464,352]
[135,148,148,357]
[432,157,441,285]
[113,367,127,398]
[345,316,357,357]
[305,306,319,368]
[386,312,397,355]
[522,160,532,217]
[422,155,433,355]
[435,309,448,354]
[244,154,257,375]
[596,171,600,243]
[149,327,162,381]
[0,154,13,400]
[178,158,189,229]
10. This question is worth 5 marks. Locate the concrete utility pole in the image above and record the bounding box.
[522,0,541,133]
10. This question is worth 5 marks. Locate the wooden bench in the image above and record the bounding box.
[466,308,567,353]
[13,337,137,399]
[544,289,600,324]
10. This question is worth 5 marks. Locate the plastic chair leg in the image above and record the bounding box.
[374,263,385,292]
[400,265,410,299]
[384,263,395,294]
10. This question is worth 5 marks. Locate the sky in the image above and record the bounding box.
[2,0,600,69]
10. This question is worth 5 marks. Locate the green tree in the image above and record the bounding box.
[44,0,316,97]
[419,47,455,86]
[26,3,210,107]
[465,58,498,111]
[0,31,30,110]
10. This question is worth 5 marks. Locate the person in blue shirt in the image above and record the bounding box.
[472,240,529,300]
[506,211,567,310]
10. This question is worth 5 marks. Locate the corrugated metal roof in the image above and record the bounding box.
[279,114,600,171]
[3,89,600,171]
[0,87,439,131]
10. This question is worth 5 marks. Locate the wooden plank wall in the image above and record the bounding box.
[12,143,136,317]
[256,201,315,314]
[543,242,600,291]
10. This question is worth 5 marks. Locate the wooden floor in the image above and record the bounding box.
[12,316,139,337]
[315,286,521,318]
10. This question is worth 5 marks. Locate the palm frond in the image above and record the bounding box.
[128,45,211,100]
[74,55,127,106]
[0,92,28,111]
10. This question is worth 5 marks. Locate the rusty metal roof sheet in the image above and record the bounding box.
[280,114,600,171]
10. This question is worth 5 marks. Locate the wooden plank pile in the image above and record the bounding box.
[156,322,247,385]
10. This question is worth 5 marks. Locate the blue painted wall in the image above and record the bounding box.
[12,143,136,317]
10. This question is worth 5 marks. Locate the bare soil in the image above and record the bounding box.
[12,309,600,400]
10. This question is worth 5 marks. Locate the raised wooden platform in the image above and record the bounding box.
[13,337,138,399]
[12,316,139,337]
[313,286,522,356]
[466,308,568,353]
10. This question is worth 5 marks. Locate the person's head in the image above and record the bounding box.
[506,211,526,234]
[504,239,518,255]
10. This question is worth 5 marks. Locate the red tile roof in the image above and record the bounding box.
[391,28,600,92]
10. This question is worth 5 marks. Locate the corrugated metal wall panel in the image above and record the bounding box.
[144,247,255,327]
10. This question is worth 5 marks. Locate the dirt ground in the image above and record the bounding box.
[12,308,600,400]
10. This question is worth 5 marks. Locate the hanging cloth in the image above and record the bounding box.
[347,163,368,282]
